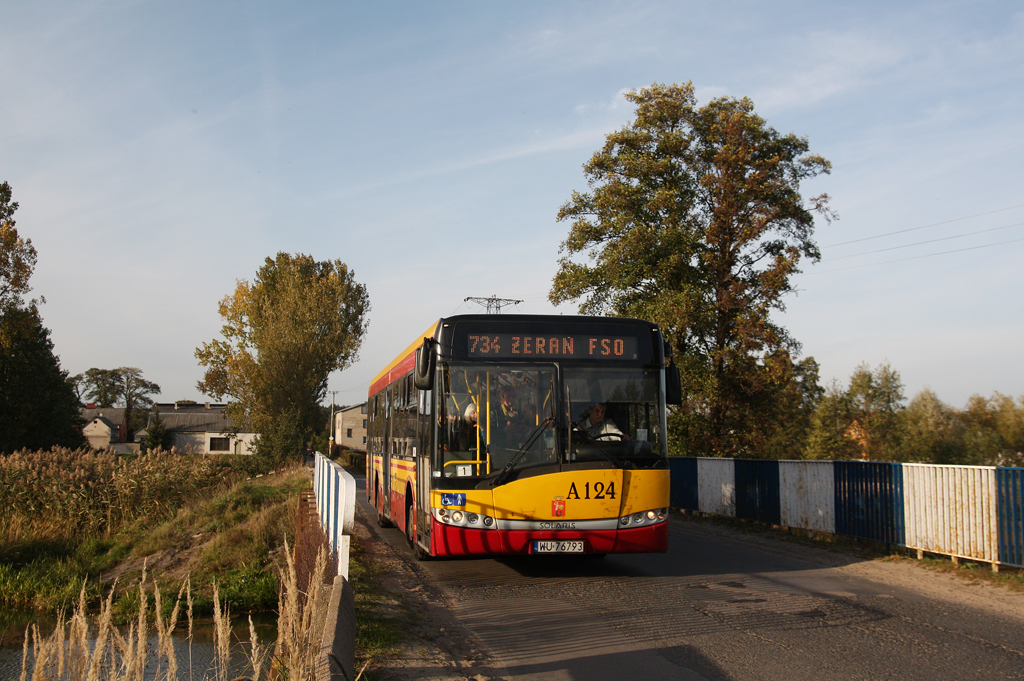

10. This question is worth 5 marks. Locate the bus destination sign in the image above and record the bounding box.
[465,333,638,360]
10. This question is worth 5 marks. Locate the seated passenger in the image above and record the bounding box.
[457,403,484,452]
[493,385,529,446]
[583,402,626,439]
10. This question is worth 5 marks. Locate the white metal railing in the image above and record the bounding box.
[903,463,999,564]
[697,457,735,517]
[313,452,356,578]
[779,460,835,534]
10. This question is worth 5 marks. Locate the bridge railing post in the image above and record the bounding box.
[313,452,355,577]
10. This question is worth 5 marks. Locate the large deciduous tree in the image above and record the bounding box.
[77,368,123,408]
[961,392,1024,466]
[0,306,86,452]
[901,389,965,464]
[77,367,161,430]
[1,181,38,311]
[195,253,369,465]
[0,181,85,453]
[805,362,906,461]
[550,82,834,456]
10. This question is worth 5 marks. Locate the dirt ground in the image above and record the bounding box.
[350,503,495,681]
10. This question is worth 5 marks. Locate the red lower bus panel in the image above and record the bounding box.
[429,519,668,556]
[613,521,669,553]
[432,521,505,556]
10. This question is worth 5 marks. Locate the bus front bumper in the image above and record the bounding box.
[430,519,668,556]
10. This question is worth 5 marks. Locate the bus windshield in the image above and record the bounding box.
[437,363,666,485]
[440,364,558,480]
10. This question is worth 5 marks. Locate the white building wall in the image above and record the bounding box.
[170,431,257,454]
[334,407,367,451]
[84,420,115,449]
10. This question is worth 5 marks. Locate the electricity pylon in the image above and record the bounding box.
[464,295,523,314]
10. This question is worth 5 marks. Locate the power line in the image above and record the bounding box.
[821,203,1024,249]
[799,236,1024,275]
[331,378,371,394]
[824,221,1024,262]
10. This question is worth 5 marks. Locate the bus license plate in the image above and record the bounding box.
[533,540,585,553]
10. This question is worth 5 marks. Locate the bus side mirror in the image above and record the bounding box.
[666,364,682,405]
[663,342,681,405]
[414,338,436,390]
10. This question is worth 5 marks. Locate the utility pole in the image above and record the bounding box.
[328,390,339,453]
[464,295,523,314]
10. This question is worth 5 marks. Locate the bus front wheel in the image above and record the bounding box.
[376,483,392,528]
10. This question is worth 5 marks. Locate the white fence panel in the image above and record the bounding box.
[779,460,835,534]
[314,452,356,577]
[697,457,736,517]
[903,463,998,563]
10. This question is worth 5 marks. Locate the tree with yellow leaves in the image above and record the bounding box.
[196,253,369,465]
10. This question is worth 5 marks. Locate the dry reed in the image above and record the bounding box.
[0,448,232,546]
[15,543,333,681]
[274,539,329,681]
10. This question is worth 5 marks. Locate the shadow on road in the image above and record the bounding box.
[350,468,872,582]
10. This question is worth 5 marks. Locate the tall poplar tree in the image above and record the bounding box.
[196,253,369,465]
[550,83,834,456]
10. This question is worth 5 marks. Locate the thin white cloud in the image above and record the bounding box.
[753,31,904,112]
[575,87,633,115]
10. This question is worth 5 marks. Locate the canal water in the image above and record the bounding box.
[0,610,277,680]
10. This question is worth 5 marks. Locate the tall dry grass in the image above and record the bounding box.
[17,543,329,681]
[0,448,232,546]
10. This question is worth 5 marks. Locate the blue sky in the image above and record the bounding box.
[2,1,1021,410]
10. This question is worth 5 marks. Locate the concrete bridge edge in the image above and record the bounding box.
[317,574,356,681]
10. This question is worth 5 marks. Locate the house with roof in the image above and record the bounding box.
[137,402,257,455]
[333,402,368,452]
[81,406,129,449]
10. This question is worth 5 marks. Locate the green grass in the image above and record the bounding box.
[0,462,311,620]
[0,556,95,611]
[347,536,410,672]
[886,553,1024,590]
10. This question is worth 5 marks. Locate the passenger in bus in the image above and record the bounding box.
[498,386,519,422]
[583,402,626,439]
[456,403,484,452]
[495,385,529,445]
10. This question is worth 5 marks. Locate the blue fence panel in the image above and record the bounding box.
[834,461,905,545]
[734,459,781,525]
[669,457,699,511]
[997,467,1024,568]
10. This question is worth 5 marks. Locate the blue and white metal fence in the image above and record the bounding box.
[668,457,1024,570]
[314,452,356,578]
[998,467,1024,568]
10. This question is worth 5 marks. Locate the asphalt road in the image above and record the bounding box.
[354,477,1024,681]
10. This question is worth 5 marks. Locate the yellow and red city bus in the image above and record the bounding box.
[367,314,679,559]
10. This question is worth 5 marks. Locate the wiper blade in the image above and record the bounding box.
[492,418,554,487]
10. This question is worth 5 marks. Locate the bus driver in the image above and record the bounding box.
[583,402,625,439]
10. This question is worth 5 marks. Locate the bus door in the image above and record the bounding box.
[416,385,433,542]
[381,384,392,516]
